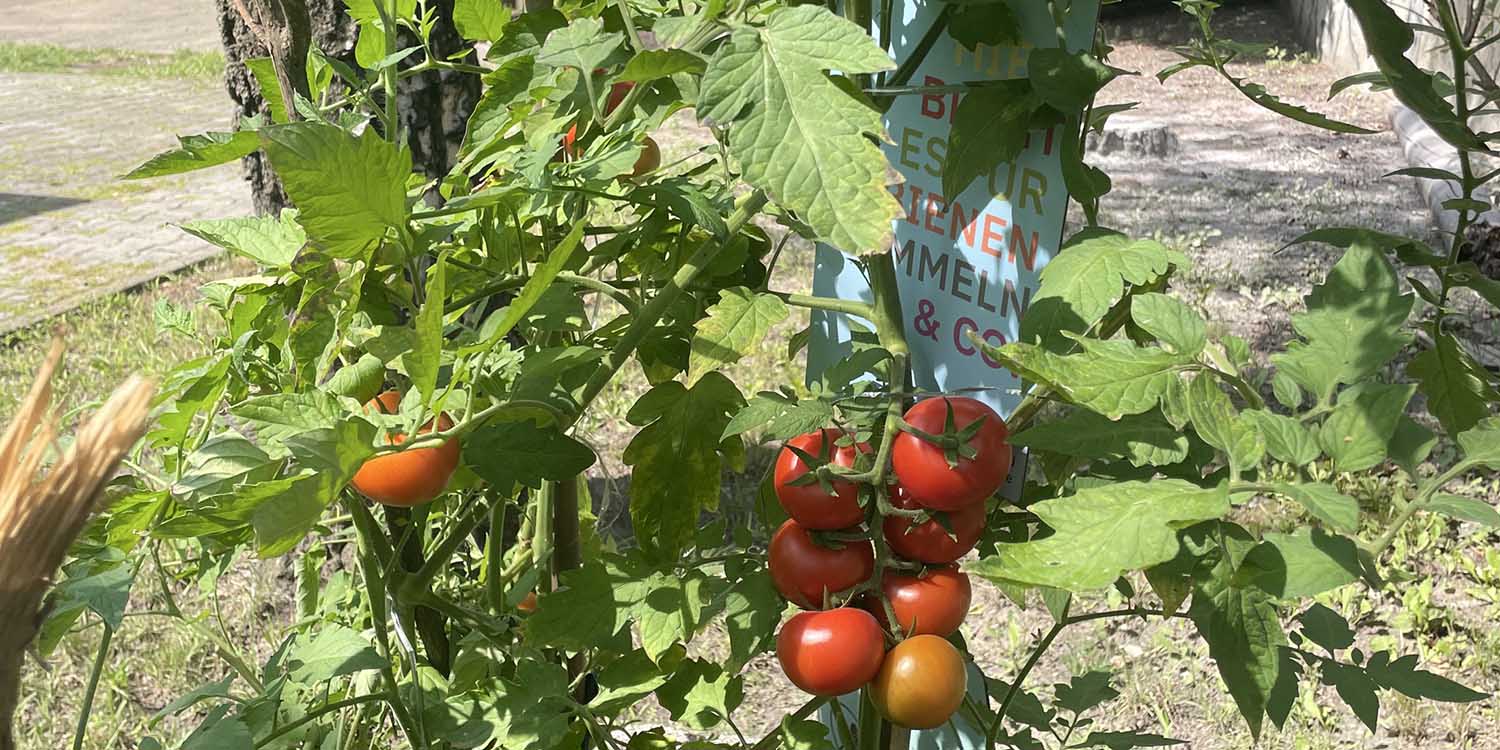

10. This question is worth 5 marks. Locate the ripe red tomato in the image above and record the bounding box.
[871,635,967,729]
[882,484,984,564]
[892,397,1011,510]
[350,391,460,507]
[631,136,661,177]
[879,567,971,637]
[605,80,634,115]
[774,429,870,530]
[776,608,885,695]
[768,519,874,609]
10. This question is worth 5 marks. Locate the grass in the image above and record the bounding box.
[0,42,223,80]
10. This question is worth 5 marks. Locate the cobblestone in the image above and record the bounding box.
[0,69,248,332]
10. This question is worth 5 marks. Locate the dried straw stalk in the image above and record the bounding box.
[0,340,154,750]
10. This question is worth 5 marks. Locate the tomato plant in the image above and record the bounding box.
[32,0,1500,747]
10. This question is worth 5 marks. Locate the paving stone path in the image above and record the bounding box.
[0,0,246,333]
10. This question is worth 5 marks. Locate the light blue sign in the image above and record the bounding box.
[810,0,1099,745]
[808,0,1100,421]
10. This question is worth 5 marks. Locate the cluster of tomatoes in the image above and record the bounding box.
[769,397,1011,730]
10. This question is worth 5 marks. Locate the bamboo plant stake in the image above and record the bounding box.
[0,340,154,750]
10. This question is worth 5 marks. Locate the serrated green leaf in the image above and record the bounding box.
[1298,602,1355,651]
[54,565,134,630]
[1319,383,1414,473]
[179,212,306,269]
[1190,545,1287,740]
[1348,0,1484,148]
[150,676,235,725]
[1082,731,1185,749]
[1055,671,1119,714]
[409,259,446,404]
[1245,411,1320,466]
[1238,529,1360,599]
[1366,651,1489,702]
[1324,662,1381,732]
[698,6,899,252]
[941,80,1035,203]
[1284,227,1445,268]
[591,649,670,713]
[1265,482,1359,533]
[1186,374,1264,472]
[261,123,410,259]
[1220,73,1375,134]
[124,130,260,180]
[1425,493,1500,527]
[463,220,586,353]
[463,420,596,492]
[1131,293,1206,356]
[231,390,346,445]
[621,49,706,81]
[687,288,788,383]
[967,480,1229,591]
[179,713,253,750]
[1021,230,1187,351]
[247,473,339,557]
[989,339,1193,420]
[1408,332,1497,435]
[245,57,289,124]
[656,659,743,730]
[1271,246,1414,402]
[287,624,384,683]
[454,0,508,42]
[1457,418,1500,467]
[722,570,782,671]
[624,373,744,560]
[172,434,277,502]
[780,716,835,750]
[1009,409,1189,467]
[537,17,623,72]
[1028,48,1116,113]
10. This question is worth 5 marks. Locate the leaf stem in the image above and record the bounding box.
[1369,460,1474,555]
[769,290,876,318]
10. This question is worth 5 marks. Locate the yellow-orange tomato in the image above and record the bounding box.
[631,136,661,177]
[871,635,967,729]
[350,390,460,507]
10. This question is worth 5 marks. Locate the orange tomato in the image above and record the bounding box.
[870,635,967,729]
[350,391,460,507]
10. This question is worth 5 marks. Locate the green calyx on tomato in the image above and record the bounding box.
[892,396,1011,511]
[774,429,871,530]
[882,483,985,564]
[776,607,885,696]
[768,519,874,609]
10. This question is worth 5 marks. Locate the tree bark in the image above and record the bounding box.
[215,0,481,214]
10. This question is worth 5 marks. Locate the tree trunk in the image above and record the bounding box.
[215,0,481,214]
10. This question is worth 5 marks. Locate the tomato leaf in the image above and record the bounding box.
[1236,529,1361,600]
[722,569,784,671]
[623,373,745,560]
[1425,493,1500,527]
[179,211,306,269]
[1185,375,1264,473]
[409,258,447,404]
[1318,382,1415,473]
[620,49,707,81]
[285,624,385,684]
[698,5,900,252]
[453,0,508,42]
[1457,418,1500,468]
[1271,245,1414,405]
[984,339,1193,420]
[1130,293,1206,357]
[1020,230,1187,351]
[463,420,596,492]
[171,434,278,502]
[1243,411,1320,467]
[261,122,411,260]
[123,130,261,180]
[537,17,623,72]
[1028,48,1116,114]
[940,80,1036,203]
[688,287,789,384]
[1189,536,1290,740]
[462,220,586,353]
[656,658,744,730]
[1263,482,1359,534]
[967,480,1229,591]
[1009,410,1189,468]
[1407,331,1498,435]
